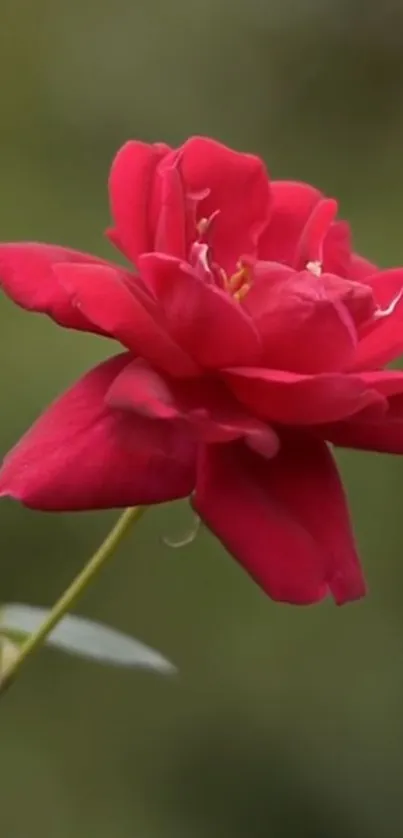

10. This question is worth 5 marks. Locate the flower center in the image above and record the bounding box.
[194,212,251,300]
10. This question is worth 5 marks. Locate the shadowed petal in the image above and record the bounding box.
[0,354,196,511]
[108,358,279,456]
[192,437,365,604]
[224,367,382,424]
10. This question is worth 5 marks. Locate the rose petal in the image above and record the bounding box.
[322,220,352,277]
[139,253,261,368]
[108,357,279,456]
[0,242,109,332]
[224,367,382,425]
[351,268,403,369]
[349,253,378,282]
[55,262,199,377]
[153,154,200,258]
[258,181,322,265]
[0,354,196,511]
[322,392,403,454]
[243,267,357,373]
[154,159,187,258]
[107,140,169,263]
[318,272,375,326]
[294,198,338,269]
[318,369,403,453]
[180,136,271,273]
[365,267,403,309]
[357,368,403,397]
[193,437,365,604]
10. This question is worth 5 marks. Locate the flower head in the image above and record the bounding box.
[1,136,402,605]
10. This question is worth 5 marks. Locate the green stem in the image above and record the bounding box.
[0,506,146,694]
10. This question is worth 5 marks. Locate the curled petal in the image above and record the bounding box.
[107,140,170,263]
[107,357,279,455]
[0,354,196,511]
[322,220,352,277]
[192,438,365,605]
[294,198,338,270]
[154,154,202,258]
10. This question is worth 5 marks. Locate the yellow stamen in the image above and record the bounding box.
[227,264,251,301]
[228,266,246,293]
[233,283,251,302]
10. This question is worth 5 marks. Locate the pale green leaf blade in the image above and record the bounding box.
[0,604,176,674]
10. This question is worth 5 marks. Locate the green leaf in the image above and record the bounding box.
[0,604,176,674]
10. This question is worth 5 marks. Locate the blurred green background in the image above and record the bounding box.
[1,0,403,835]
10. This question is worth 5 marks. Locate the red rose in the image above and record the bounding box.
[1,136,402,605]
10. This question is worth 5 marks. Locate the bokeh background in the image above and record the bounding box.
[1,0,403,835]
